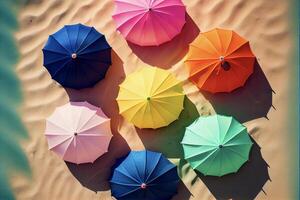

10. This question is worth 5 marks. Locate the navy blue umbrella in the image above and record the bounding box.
[110,150,179,200]
[42,23,111,89]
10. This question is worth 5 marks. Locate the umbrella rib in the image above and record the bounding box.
[78,46,111,56]
[75,110,97,132]
[52,59,72,78]
[76,137,92,162]
[184,147,217,160]
[117,12,148,37]
[147,102,156,128]
[183,129,211,145]
[189,44,218,58]
[222,149,237,173]
[114,0,146,9]
[204,149,220,176]
[150,102,171,125]
[197,62,219,88]
[47,135,73,150]
[42,48,69,56]
[191,149,218,171]
[61,137,75,160]
[79,56,112,66]
[78,134,111,153]
[151,13,173,40]
[220,117,233,144]
[147,165,176,184]
[76,27,93,51]
[185,127,217,144]
[224,127,246,144]
[154,4,185,9]
[185,57,217,62]
[188,61,219,78]
[225,39,248,56]
[151,72,171,96]
[215,28,223,53]
[50,35,72,54]
[152,81,182,97]
[144,153,162,182]
[114,168,141,184]
[77,35,105,54]
[202,34,220,55]
[74,24,81,51]
[63,27,75,53]
[79,119,111,134]
[113,8,147,16]
[226,55,255,59]
[225,147,248,160]
[119,101,145,116]
[224,30,234,54]
[117,187,141,198]
[109,181,140,187]
[47,119,71,133]
[119,86,145,98]
[43,56,70,66]
[225,142,252,147]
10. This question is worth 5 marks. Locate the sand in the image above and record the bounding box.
[12,0,295,199]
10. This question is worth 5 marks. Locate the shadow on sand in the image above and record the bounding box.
[197,138,270,200]
[202,60,274,123]
[128,14,200,69]
[136,97,200,159]
[64,50,131,192]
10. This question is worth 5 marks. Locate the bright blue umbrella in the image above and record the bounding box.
[110,150,179,200]
[42,23,111,89]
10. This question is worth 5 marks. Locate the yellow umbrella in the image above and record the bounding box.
[117,67,184,129]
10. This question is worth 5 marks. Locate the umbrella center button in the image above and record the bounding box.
[71,53,77,59]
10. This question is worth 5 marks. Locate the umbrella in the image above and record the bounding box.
[181,114,253,176]
[42,23,111,89]
[116,67,184,129]
[110,150,179,200]
[185,28,255,93]
[45,101,112,164]
[112,0,186,46]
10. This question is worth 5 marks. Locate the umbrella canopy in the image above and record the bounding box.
[110,150,179,200]
[186,28,255,93]
[45,101,112,164]
[117,67,184,129]
[181,115,253,176]
[42,23,111,89]
[112,0,186,46]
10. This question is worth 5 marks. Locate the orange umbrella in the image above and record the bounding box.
[185,28,255,93]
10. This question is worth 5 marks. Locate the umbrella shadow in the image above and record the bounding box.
[64,49,126,117]
[127,14,200,69]
[65,133,130,192]
[202,60,274,123]
[64,50,131,192]
[197,138,270,200]
[171,180,193,200]
[136,97,199,159]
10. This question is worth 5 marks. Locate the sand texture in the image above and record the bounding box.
[12,0,294,199]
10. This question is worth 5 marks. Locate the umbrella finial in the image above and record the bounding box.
[74,132,78,136]
[141,183,147,189]
[147,97,151,101]
[71,53,77,59]
[218,145,223,149]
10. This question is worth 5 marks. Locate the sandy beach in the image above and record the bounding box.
[12,0,295,199]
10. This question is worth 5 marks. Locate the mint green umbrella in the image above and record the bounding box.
[181,115,253,177]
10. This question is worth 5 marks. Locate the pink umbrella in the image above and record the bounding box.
[112,0,186,46]
[45,101,112,164]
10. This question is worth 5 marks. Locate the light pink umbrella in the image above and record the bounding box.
[113,0,186,46]
[45,101,112,164]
